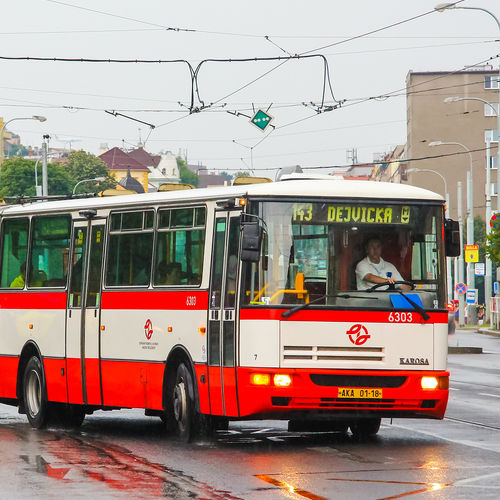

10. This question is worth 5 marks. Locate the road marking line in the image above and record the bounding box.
[454,471,500,485]
[479,392,500,398]
[449,388,460,391]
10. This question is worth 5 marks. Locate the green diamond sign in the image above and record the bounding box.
[250,109,273,131]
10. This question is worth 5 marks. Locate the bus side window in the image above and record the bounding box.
[153,206,206,287]
[29,215,71,288]
[106,210,154,287]
[0,218,30,289]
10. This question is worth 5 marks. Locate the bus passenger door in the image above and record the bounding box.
[66,219,105,405]
[207,212,240,417]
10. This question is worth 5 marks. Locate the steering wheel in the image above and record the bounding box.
[367,280,415,291]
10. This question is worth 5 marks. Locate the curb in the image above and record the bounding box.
[476,328,500,338]
[448,346,483,354]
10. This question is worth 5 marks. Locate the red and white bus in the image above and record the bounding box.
[0,177,459,439]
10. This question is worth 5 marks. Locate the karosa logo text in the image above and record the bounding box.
[399,357,429,366]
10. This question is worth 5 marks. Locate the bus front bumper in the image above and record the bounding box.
[235,367,449,420]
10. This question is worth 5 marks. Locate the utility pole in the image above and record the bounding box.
[457,181,465,326]
[42,134,49,197]
[485,143,493,321]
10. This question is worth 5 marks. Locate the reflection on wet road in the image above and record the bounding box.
[1,409,499,500]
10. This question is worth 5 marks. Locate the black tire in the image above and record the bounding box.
[170,363,195,441]
[23,356,50,429]
[349,418,381,438]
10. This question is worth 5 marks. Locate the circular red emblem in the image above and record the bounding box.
[144,319,153,340]
[346,324,370,345]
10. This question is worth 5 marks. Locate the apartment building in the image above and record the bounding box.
[405,67,499,220]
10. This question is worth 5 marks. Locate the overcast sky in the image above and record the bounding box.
[1,0,499,177]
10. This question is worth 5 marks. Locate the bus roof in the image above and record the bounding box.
[0,179,443,216]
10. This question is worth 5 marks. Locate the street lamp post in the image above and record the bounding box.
[0,115,47,168]
[428,141,474,316]
[407,167,452,299]
[435,2,500,323]
[72,177,106,196]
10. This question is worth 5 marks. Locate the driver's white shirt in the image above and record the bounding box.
[355,256,404,290]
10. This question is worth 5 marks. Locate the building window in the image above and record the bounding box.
[485,129,499,143]
[491,156,498,170]
[491,183,498,196]
[484,102,499,116]
[485,76,499,89]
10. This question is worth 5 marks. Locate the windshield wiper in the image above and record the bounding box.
[395,291,430,321]
[281,293,378,319]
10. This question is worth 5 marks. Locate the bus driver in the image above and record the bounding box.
[355,237,410,290]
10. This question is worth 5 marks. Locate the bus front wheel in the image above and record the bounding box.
[349,418,381,439]
[23,356,50,429]
[170,363,195,441]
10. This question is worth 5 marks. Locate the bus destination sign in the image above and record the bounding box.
[292,203,411,225]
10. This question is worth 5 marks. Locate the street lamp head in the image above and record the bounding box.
[428,141,443,147]
[94,177,105,182]
[443,96,461,103]
[32,115,47,123]
[434,2,458,12]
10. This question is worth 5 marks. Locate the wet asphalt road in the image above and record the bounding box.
[0,330,498,500]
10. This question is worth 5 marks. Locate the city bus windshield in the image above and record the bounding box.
[241,200,446,310]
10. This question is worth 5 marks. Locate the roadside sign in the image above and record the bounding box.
[250,109,274,131]
[490,212,500,231]
[455,282,467,295]
[474,263,485,276]
[464,244,479,263]
[495,281,499,295]
[466,289,478,305]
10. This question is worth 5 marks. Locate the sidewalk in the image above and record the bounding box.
[476,327,500,337]
[449,328,500,354]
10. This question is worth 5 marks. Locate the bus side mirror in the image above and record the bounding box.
[241,222,262,262]
[444,219,460,257]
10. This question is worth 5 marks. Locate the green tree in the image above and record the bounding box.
[220,171,233,182]
[176,157,199,187]
[66,150,116,194]
[0,157,39,198]
[0,157,73,198]
[234,171,251,178]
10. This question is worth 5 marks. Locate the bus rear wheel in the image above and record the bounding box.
[349,418,381,439]
[23,356,50,429]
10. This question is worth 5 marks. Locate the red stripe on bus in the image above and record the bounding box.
[0,356,19,399]
[240,309,448,323]
[0,292,67,309]
[44,358,68,403]
[100,360,165,409]
[101,290,209,310]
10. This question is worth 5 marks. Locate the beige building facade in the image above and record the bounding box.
[405,69,499,221]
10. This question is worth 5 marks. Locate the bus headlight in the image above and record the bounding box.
[273,374,292,387]
[421,376,439,390]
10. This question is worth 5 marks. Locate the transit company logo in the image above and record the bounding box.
[144,319,153,340]
[346,324,371,345]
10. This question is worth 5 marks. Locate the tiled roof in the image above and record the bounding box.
[128,147,161,168]
[99,147,149,171]
[118,170,145,193]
